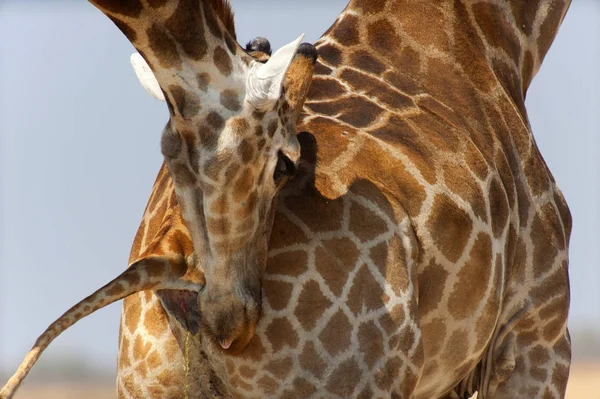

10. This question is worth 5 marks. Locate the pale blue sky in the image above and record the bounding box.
[1,0,598,376]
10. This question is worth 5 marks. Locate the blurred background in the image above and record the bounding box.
[1,0,598,397]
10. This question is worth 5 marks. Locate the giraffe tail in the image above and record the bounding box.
[0,258,202,399]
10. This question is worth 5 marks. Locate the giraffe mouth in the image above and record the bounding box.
[219,338,233,350]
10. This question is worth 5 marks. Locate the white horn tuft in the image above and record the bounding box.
[246,33,305,109]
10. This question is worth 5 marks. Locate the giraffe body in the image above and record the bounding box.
[116,1,572,398]
[2,0,573,398]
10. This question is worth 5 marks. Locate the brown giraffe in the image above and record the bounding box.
[85,0,320,354]
[1,0,573,398]
[113,0,573,397]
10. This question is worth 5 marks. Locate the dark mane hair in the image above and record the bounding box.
[208,0,236,38]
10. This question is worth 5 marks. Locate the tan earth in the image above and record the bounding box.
[11,363,599,398]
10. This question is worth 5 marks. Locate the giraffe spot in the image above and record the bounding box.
[332,14,360,46]
[307,95,384,129]
[356,386,373,399]
[350,50,386,74]
[348,200,387,241]
[367,18,401,55]
[109,17,137,43]
[230,374,254,393]
[209,194,229,215]
[187,143,200,173]
[257,375,279,396]
[315,238,360,297]
[147,24,181,69]
[264,356,293,380]
[448,233,493,320]
[474,257,502,350]
[122,269,140,286]
[241,334,266,361]
[160,336,180,364]
[294,280,333,331]
[319,309,352,356]
[263,279,294,311]
[146,350,162,369]
[314,61,333,76]
[214,46,233,76]
[165,1,207,60]
[443,163,488,223]
[132,335,152,361]
[135,362,148,379]
[202,0,224,39]
[238,364,256,379]
[531,366,548,382]
[124,301,142,334]
[220,88,240,111]
[232,167,254,202]
[442,329,470,367]
[418,259,449,317]
[169,85,200,117]
[531,205,563,277]
[160,127,182,159]
[552,363,569,392]
[427,194,473,263]
[267,119,277,137]
[347,263,385,316]
[340,69,414,110]
[391,325,416,353]
[421,317,447,357]
[358,320,384,367]
[143,303,168,338]
[197,72,211,91]
[326,357,362,396]
[307,77,346,100]
[100,0,142,17]
[489,177,509,237]
[172,162,196,186]
[237,138,255,163]
[374,356,402,391]
[267,250,308,277]
[299,341,327,379]
[230,117,250,135]
[464,141,490,181]
[157,368,180,388]
[106,282,124,297]
[378,305,405,337]
[282,378,317,398]
[207,217,230,236]
[265,318,298,351]
[283,193,344,233]
[317,43,342,67]
[529,345,550,366]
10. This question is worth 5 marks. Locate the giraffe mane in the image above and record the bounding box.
[207,0,236,39]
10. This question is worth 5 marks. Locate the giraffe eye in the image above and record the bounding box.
[273,151,296,184]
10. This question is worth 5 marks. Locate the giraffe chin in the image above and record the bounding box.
[198,284,261,355]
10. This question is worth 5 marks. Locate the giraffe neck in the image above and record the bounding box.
[89,0,251,267]
[341,0,570,114]
[89,0,248,117]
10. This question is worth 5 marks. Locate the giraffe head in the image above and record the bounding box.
[118,1,317,350]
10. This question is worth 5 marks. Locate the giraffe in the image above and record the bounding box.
[0,32,298,398]
[2,0,574,398]
[83,0,321,354]
[112,0,573,398]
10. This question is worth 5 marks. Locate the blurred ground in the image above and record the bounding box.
[8,363,600,398]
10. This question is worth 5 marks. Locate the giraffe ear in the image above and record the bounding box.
[130,53,166,102]
[246,34,305,109]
